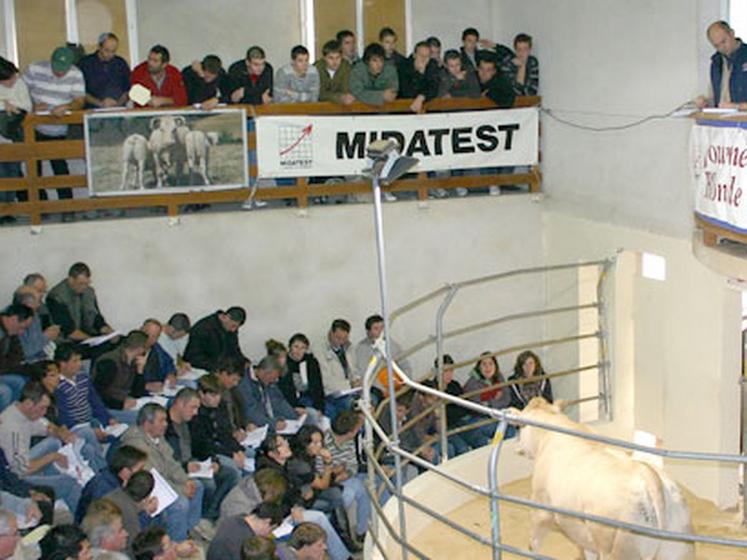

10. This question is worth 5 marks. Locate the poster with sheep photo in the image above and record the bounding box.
[84,108,248,196]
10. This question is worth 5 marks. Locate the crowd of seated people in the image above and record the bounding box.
[0,259,553,559]
[0,25,539,219]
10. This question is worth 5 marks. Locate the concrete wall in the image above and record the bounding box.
[0,196,546,380]
[135,0,301,70]
[491,0,721,239]
[543,209,742,508]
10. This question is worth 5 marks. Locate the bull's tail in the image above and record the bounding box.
[637,462,695,560]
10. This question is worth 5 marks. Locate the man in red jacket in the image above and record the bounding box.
[130,44,187,107]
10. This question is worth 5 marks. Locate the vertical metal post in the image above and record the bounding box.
[597,259,613,422]
[488,419,508,560]
[371,175,409,559]
[435,286,457,464]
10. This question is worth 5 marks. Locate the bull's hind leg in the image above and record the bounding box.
[529,509,554,553]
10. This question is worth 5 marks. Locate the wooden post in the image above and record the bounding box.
[298,176,309,209]
[23,119,42,226]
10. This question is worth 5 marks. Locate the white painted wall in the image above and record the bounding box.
[409,0,493,53]
[135,0,301,70]
[0,3,7,60]
[543,208,742,508]
[0,197,546,381]
[491,0,722,239]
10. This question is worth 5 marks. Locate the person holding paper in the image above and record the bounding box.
[237,356,302,433]
[190,376,245,479]
[54,344,115,471]
[141,319,177,394]
[183,307,248,372]
[121,404,204,542]
[104,470,159,555]
[0,382,82,512]
[47,263,116,354]
[0,303,35,411]
[158,314,191,374]
[166,385,238,524]
[92,331,149,425]
[130,45,187,108]
[317,319,357,422]
[207,503,284,560]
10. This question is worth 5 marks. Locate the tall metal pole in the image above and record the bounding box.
[371,175,409,559]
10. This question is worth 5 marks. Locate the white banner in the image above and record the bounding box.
[691,120,747,233]
[255,108,539,178]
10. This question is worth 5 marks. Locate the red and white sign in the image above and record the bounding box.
[691,121,747,233]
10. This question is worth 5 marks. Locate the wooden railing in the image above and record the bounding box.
[0,96,541,226]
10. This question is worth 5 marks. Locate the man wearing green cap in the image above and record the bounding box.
[22,46,86,212]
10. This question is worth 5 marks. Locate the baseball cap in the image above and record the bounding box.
[51,47,74,73]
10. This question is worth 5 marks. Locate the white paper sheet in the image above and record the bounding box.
[272,515,295,538]
[329,387,362,398]
[129,84,152,106]
[134,396,169,410]
[149,469,178,517]
[240,424,269,449]
[103,423,128,438]
[188,459,214,479]
[81,331,121,347]
[277,414,307,435]
[177,368,209,382]
[55,441,95,486]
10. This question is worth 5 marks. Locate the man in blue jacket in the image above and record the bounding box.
[699,21,747,109]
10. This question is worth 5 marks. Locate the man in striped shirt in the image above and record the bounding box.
[54,343,114,472]
[22,46,85,208]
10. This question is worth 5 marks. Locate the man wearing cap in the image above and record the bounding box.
[77,32,131,109]
[130,44,187,108]
[22,46,85,207]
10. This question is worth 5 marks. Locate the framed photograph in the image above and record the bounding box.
[84,108,248,196]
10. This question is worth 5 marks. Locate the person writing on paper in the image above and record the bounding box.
[76,445,148,523]
[207,502,284,560]
[697,21,747,110]
[237,355,302,433]
[0,382,82,512]
[141,319,177,394]
[104,470,159,555]
[189,377,245,480]
[166,385,239,523]
[183,307,249,373]
[158,314,192,375]
[92,331,149,424]
[130,45,187,108]
[78,32,130,109]
[53,344,113,472]
[0,303,35,412]
[47,262,116,350]
[318,319,357,422]
[121,404,204,542]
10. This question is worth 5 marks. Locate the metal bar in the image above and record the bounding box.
[454,260,610,290]
[597,259,614,420]
[488,420,508,560]
[435,286,457,465]
[370,174,408,559]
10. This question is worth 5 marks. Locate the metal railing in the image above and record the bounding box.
[360,259,747,559]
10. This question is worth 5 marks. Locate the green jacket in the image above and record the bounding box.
[314,58,351,104]
[349,61,399,105]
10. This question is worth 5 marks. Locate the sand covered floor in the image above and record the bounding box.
[407,477,747,559]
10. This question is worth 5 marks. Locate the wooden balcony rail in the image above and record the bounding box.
[0,96,541,226]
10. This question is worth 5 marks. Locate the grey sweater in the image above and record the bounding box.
[273,64,320,103]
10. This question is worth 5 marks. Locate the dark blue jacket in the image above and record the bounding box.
[76,469,120,523]
[711,40,747,105]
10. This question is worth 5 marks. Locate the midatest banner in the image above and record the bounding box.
[691,120,747,234]
[255,107,539,178]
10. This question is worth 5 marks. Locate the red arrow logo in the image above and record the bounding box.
[280,124,313,156]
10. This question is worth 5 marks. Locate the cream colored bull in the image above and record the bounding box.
[513,398,694,560]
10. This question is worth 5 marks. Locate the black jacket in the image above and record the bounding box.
[226,60,274,104]
[280,353,325,412]
[181,65,231,105]
[480,71,516,108]
[398,56,440,101]
[183,311,246,371]
[190,403,243,460]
